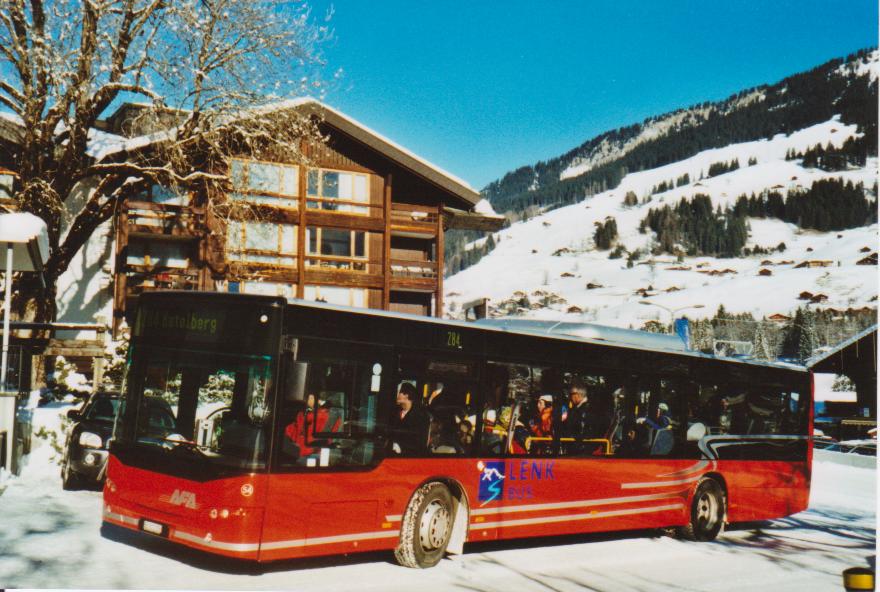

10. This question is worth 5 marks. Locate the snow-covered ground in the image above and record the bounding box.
[445,116,878,326]
[0,403,874,591]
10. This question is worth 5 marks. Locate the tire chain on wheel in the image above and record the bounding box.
[394,481,454,568]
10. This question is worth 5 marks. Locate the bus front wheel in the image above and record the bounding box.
[395,482,454,568]
[678,477,725,541]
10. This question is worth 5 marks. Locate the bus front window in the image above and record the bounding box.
[132,346,272,470]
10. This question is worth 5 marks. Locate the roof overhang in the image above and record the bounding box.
[442,206,506,231]
[808,324,878,375]
[298,100,481,209]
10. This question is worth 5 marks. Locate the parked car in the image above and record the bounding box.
[60,391,121,490]
[820,439,877,456]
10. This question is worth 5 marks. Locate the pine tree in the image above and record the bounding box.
[798,310,818,363]
[752,321,772,361]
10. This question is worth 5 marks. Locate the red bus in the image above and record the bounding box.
[103,292,812,568]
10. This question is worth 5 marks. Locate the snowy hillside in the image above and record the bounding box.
[445,116,878,327]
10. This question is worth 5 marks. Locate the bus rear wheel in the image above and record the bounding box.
[678,477,725,541]
[395,482,454,568]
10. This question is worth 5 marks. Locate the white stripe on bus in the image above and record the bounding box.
[102,507,139,526]
[621,475,704,489]
[658,460,710,478]
[172,530,261,552]
[471,503,686,530]
[385,490,688,523]
[260,529,401,551]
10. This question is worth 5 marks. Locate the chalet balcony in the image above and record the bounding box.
[390,258,438,280]
[125,266,202,295]
[390,204,438,238]
[125,200,204,237]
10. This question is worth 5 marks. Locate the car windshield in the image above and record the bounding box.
[85,397,120,422]
[126,345,273,470]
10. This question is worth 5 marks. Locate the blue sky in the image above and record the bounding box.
[309,0,877,191]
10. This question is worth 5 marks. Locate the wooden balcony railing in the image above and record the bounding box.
[390,203,439,231]
[126,266,201,294]
[126,201,204,236]
[390,258,438,280]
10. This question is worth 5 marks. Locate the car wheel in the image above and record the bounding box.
[394,482,454,568]
[678,477,725,541]
[61,459,82,491]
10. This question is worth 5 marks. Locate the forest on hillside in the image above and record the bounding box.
[482,49,877,219]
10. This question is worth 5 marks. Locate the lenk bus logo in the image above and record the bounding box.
[477,461,505,506]
[168,489,198,509]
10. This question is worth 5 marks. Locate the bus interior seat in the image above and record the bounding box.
[321,391,345,432]
[686,421,707,441]
[650,428,674,456]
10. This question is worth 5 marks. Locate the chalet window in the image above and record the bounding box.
[227,220,297,267]
[0,172,14,200]
[306,168,369,214]
[233,280,297,299]
[126,239,189,268]
[303,285,366,308]
[230,159,298,209]
[134,184,190,206]
[305,226,367,271]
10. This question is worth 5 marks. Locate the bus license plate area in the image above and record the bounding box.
[139,518,168,537]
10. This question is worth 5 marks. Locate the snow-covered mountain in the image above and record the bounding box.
[445,51,879,331]
[481,48,878,217]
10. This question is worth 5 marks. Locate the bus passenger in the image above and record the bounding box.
[531,395,554,438]
[392,382,431,455]
[284,393,328,457]
[637,402,671,430]
[563,381,595,453]
[616,420,645,457]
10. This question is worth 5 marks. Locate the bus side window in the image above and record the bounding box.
[394,355,479,457]
[276,358,380,469]
[556,371,616,457]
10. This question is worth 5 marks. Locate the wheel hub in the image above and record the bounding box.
[697,492,717,528]
[419,500,451,550]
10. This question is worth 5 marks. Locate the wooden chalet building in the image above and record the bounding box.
[3,100,503,337]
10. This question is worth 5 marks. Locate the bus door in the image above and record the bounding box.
[260,337,393,560]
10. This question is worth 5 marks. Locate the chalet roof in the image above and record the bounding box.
[95,97,485,209]
[0,98,489,211]
[807,324,878,374]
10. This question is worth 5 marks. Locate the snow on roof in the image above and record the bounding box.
[0,212,49,270]
[474,198,499,216]
[88,97,481,206]
[807,323,878,368]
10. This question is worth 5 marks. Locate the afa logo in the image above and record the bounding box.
[477,461,505,506]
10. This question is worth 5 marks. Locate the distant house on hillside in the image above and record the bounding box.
[794,260,833,269]
[767,313,791,322]
[857,253,877,266]
[758,268,773,276]
[798,291,814,300]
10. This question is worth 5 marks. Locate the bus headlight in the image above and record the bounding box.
[79,431,103,449]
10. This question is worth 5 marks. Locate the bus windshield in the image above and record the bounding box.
[125,345,273,471]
